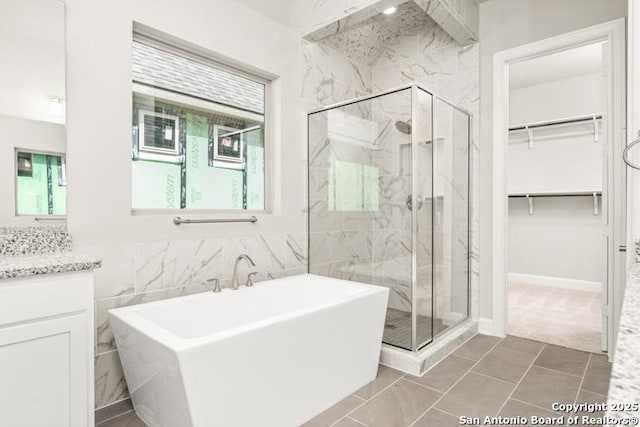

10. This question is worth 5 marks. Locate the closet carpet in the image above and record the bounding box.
[508,282,602,354]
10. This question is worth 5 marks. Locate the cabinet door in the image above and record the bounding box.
[0,314,88,427]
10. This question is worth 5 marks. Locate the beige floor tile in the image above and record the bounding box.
[351,379,441,427]
[573,390,608,420]
[589,353,610,364]
[534,345,589,377]
[413,408,460,427]
[332,417,367,427]
[472,346,536,383]
[434,372,514,419]
[353,365,404,400]
[406,355,475,392]
[581,357,612,395]
[500,399,560,419]
[303,395,364,427]
[452,334,501,361]
[512,366,581,410]
[497,335,545,356]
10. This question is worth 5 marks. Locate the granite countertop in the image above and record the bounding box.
[0,252,101,280]
[607,262,640,419]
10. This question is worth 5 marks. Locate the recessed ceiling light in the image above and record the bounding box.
[383,6,397,15]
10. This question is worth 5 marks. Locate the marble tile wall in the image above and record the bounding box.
[87,234,307,409]
[304,2,479,323]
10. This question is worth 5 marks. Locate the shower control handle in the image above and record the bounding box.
[406,195,423,211]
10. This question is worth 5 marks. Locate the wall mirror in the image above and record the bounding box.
[0,0,66,226]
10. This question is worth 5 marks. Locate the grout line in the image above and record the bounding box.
[95,410,135,426]
[345,416,369,426]
[468,370,520,386]
[407,336,506,427]
[94,397,132,412]
[573,353,592,406]
[431,406,463,419]
[494,342,548,416]
[344,372,408,421]
[450,353,478,362]
[509,397,561,414]
[495,341,546,358]
[401,377,450,394]
[531,364,586,379]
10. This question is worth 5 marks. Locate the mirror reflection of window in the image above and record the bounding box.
[15,151,67,216]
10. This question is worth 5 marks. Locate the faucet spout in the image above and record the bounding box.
[232,254,256,290]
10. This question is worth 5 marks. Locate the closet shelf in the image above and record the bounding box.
[509,191,602,215]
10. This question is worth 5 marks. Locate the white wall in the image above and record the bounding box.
[0,115,65,225]
[508,197,602,283]
[66,0,304,246]
[509,72,603,125]
[478,0,627,319]
[64,0,306,409]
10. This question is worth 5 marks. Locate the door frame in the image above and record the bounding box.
[490,18,626,358]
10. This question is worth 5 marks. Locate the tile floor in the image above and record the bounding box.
[508,282,602,353]
[96,335,612,427]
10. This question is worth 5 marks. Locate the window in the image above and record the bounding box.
[138,110,180,159]
[131,37,267,211]
[15,150,67,215]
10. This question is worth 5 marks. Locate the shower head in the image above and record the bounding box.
[395,119,412,135]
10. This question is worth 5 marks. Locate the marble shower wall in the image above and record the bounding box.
[303,4,480,320]
[371,18,480,322]
[87,234,307,409]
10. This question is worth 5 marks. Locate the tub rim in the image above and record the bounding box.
[109,273,389,352]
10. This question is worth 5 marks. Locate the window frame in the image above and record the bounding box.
[130,32,272,215]
[137,109,181,158]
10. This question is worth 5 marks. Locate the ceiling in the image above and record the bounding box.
[319,1,436,67]
[233,0,312,31]
[509,42,604,89]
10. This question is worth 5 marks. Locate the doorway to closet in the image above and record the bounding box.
[505,42,607,353]
[491,19,626,359]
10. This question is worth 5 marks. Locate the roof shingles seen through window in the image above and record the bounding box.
[132,41,265,115]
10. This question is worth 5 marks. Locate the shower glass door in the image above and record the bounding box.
[432,97,471,338]
[414,87,434,350]
[370,88,415,350]
[307,87,422,351]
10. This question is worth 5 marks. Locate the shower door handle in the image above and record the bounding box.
[406,195,423,211]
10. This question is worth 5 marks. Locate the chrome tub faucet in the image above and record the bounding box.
[232,254,257,290]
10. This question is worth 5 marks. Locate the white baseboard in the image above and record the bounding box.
[508,273,601,293]
[478,317,503,337]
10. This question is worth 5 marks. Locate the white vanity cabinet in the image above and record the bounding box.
[0,272,94,427]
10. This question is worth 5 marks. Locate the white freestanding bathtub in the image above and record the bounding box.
[109,274,389,427]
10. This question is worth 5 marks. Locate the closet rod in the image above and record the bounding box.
[509,114,602,132]
[509,191,602,198]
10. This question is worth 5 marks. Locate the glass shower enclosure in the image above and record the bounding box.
[307,84,471,352]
